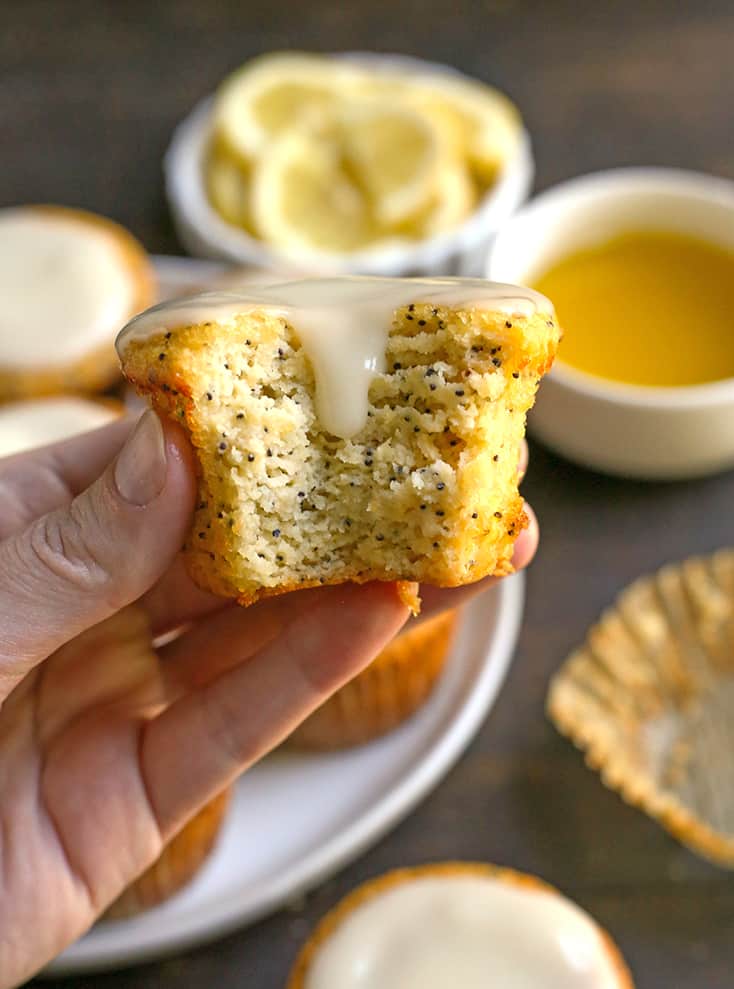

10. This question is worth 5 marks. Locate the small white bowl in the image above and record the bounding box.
[487,167,734,480]
[164,54,534,278]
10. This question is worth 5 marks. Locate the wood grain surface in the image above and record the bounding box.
[5,1,733,986]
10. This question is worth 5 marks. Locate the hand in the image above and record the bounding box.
[0,412,537,986]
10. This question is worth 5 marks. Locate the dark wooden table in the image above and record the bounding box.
[4,1,734,985]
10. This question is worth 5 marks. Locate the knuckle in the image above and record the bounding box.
[26,500,116,600]
[281,613,337,697]
[200,689,256,772]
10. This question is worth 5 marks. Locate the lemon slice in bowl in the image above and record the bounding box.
[344,68,522,183]
[408,160,477,238]
[338,102,445,226]
[401,74,522,184]
[250,100,453,255]
[214,52,363,161]
[205,147,252,230]
[251,127,381,254]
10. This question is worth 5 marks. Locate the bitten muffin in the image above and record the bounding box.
[119,277,559,606]
[287,862,635,989]
[290,609,457,749]
[105,789,232,920]
[0,205,155,400]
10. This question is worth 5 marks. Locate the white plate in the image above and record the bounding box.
[47,574,524,975]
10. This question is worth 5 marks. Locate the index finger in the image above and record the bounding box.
[141,581,410,835]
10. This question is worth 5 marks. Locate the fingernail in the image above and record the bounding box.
[114,410,167,506]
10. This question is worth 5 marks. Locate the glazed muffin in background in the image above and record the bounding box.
[105,789,231,920]
[118,277,559,606]
[0,205,155,401]
[290,610,457,749]
[0,396,123,457]
[287,862,635,988]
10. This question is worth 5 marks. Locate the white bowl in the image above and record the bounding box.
[487,167,734,480]
[164,54,534,278]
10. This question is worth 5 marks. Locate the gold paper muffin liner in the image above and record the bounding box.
[548,548,734,867]
[289,609,457,750]
[286,862,634,989]
[105,788,232,920]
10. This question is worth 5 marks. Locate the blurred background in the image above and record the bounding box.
[3,1,732,251]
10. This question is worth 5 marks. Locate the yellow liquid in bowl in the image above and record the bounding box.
[532,230,734,387]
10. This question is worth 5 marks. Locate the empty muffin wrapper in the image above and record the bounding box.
[548,548,734,867]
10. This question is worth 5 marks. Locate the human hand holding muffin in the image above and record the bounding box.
[0,411,536,987]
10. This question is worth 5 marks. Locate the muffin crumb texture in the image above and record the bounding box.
[122,302,558,604]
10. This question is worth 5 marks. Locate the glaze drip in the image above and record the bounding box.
[117,276,552,438]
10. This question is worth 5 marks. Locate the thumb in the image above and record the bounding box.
[0,410,196,687]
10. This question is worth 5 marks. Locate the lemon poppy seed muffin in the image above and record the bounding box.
[290,609,458,749]
[287,863,635,989]
[0,395,123,458]
[118,277,558,606]
[105,788,232,920]
[0,205,155,400]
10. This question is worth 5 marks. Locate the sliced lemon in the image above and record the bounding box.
[210,55,520,254]
[348,73,466,159]
[213,52,361,162]
[406,161,476,238]
[338,102,444,226]
[401,74,522,183]
[205,148,252,230]
[251,127,381,254]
